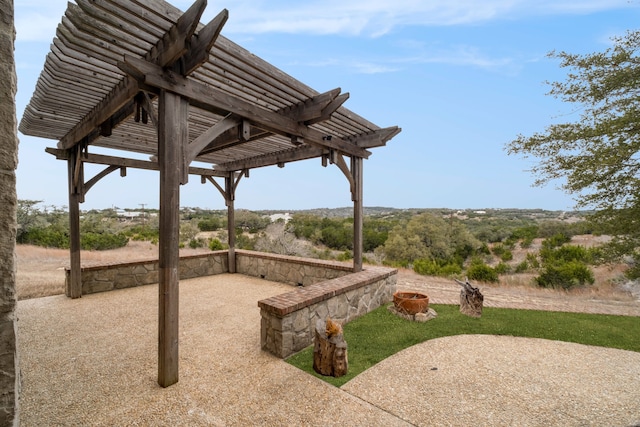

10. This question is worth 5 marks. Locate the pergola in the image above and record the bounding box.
[19,0,400,387]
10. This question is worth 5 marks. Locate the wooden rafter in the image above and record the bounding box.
[57,2,228,150]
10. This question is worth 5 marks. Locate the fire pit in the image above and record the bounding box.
[393,291,430,315]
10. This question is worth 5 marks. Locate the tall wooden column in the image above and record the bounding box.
[157,89,188,387]
[67,147,82,298]
[226,172,236,273]
[352,156,363,272]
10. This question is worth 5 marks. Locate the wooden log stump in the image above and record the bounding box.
[313,318,348,377]
[455,278,484,318]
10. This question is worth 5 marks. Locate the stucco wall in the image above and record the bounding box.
[0,0,20,424]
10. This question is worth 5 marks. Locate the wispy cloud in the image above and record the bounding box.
[209,0,636,37]
[301,57,401,74]
[15,0,636,42]
[294,43,517,76]
[399,43,519,73]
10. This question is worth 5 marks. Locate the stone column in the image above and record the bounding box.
[0,0,20,424]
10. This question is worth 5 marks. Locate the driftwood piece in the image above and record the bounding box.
[313,318,348,377]
[455,278,484,318]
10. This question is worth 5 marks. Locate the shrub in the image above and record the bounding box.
[491,244,505,257]
[540,244,591,265]
[198,218,221,231]
[19,226,69,248]
[520,236,534,248]
[123,225,159,242]
[336,250,353,262]
[209,238,226,251]
[515,260,529,273]
[535,262,595,290]
[80,232,128,250]
[526,253,540,269]
[466,261,498,283]
[235,233,257,250]
[188,238,207,249]
[510,225,539,242]
[494,262,511,275]
[413,258,462,277]
[500,250,513,262]
[478,243,491,255]
[542,233,571,249]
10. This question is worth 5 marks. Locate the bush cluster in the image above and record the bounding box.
[413,258,462,277]
[533,234,596,289]
[466,261,499,283]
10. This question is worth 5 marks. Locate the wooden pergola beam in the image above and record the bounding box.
[45,147,228,177]
[187,88,346,162]
[57,3,227,150]
[118,55,372,159]
[197,127,270,157]
[215,145,326,172]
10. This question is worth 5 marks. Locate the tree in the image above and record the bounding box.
[382,212,480,265]
[16,200,44,240]
[506,30,640,276]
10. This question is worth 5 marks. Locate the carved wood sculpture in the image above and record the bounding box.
[313,318,348,377]
[455,278,484,318]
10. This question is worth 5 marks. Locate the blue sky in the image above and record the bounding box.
[14,0,640,211]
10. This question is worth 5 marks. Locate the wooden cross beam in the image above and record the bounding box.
[214,145,326,172]
[45,147,228,177]
[186,88,348,163]
[118,55,371,159]
[57,2,228,150]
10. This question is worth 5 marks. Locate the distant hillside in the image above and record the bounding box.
[254,207,591,222]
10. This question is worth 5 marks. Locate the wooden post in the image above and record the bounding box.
[226,172,236,273]
[66,148,82,298]
[352,156,363,272]
[157,89,187,387]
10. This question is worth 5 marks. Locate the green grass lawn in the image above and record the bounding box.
[286,304,640,387]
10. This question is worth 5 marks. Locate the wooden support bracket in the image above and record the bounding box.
[332,153,356,200]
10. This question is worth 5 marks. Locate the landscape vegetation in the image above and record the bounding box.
[15,200,637,301]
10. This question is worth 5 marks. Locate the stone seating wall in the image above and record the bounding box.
[65,251,229,295]
[257,265,397,358]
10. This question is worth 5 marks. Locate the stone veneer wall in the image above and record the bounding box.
[235,249,353,286]
[66,252,228,295]
[0,0,19,424]
[258,266,397,358]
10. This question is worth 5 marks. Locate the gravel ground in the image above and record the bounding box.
[17,273,640,426]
